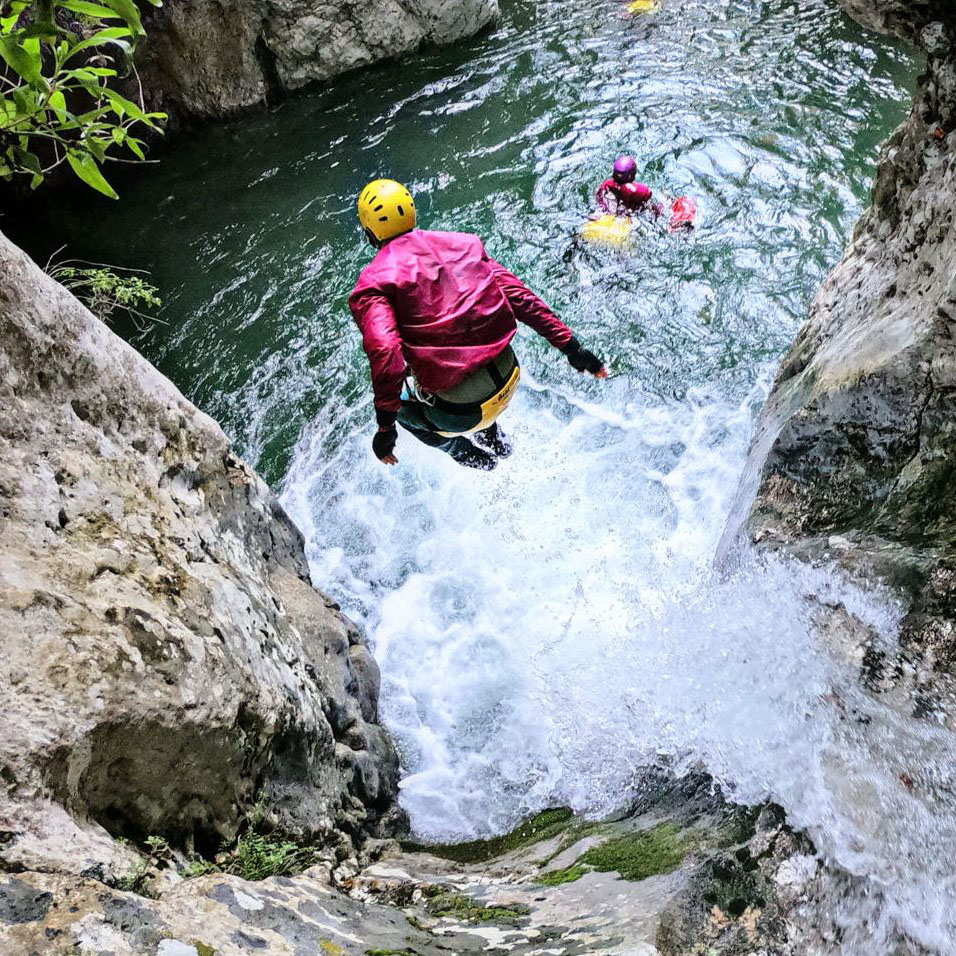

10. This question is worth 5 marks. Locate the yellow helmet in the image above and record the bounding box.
[358,179,416,245]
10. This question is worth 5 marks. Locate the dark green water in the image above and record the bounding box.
[15,0,914,485]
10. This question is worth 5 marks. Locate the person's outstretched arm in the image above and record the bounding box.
[349,287,406,464]
[595,179,614,213]
[486,257,607,378]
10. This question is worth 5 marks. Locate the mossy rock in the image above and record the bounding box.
[577,822,690,881]
[426,892,530,925]
[657,847,782,955]
[698,850,768,916]
[403,808,574,864]
[536,864,586,886]
[714,806,763,850]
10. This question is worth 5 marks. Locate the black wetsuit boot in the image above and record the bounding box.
[452,438,498,470]
[473,423,513,458]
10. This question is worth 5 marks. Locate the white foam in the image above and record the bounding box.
[283,366,956,952]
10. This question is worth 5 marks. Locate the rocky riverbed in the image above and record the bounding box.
[2,774,829,956]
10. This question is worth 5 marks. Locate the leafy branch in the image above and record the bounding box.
[0,0,167,196]
[46,246,164,327]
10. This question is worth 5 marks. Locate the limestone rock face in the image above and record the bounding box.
[723,4,956,681]
[0,231,399,879]
[138,0,500,118]
[837,0,951,38]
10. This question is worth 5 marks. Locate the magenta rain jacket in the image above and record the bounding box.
[596,178,662,214]
[349,229,573,426]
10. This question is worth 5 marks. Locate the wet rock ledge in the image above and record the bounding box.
[724,0,956,711]
[2,773,829,955]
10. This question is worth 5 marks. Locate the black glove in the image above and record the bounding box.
[563,336,605,375]
[372,426,397,461]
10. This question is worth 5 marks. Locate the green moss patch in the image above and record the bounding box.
[536,864,586,886]
[403,808,574,864]
[426,892,530,924]
[578,823,689,881]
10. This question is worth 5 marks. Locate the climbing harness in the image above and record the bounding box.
[404,347,521,437]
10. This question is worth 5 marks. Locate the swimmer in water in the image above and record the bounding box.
[595,155,664,218]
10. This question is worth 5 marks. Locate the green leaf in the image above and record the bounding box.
[0,35,47,89]
[63,26,132,61]
[48,89,68,119]
[66,149,118,199]
[14,147,42,174]
[72,106,114,125]
[64,66,119,78]
[0,1,31,31]
[57,0,122,19]
[111,125,125,144]
[85,136,107,162]
[100,0,144,36]
[124,136,144,159]
[101,86,147,121]
[12,86,35,116]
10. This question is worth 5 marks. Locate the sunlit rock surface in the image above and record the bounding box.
[726,1,956,700]
[0,231,399,879]
[1,775,826,955]
[137,0,500,118]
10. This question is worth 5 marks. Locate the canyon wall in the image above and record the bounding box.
[0,231,400,881]
[725,0,956,697]
[136,0,500,118]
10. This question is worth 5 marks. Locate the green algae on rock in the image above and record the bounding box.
[426,892,531,924]
[403,808,575,864]
[536,864,587,886]
[577,823,690,882]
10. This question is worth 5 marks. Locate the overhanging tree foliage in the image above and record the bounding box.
[0,0,166,197]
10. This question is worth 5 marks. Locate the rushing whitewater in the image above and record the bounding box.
[283,361,956,952]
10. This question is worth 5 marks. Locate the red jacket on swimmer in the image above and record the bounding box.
[596,155,663,216]
[350,179,607,470]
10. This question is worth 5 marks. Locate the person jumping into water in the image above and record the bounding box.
[595,155,664,217]
[350,178,607,471]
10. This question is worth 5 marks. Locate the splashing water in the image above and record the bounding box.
[283,368,956,953]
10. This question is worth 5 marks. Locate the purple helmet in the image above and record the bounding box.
[612,155,638,184]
